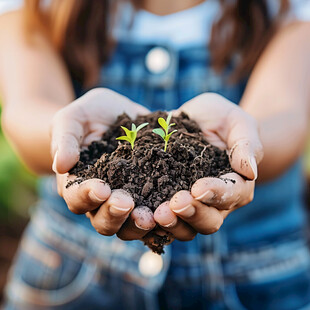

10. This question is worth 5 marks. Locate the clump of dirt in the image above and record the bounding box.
[69,112,233,253]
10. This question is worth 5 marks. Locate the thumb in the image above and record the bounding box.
[123,101,150,120]
[226,110,264,180]
[228,139,263,180]
[50,107,84,174]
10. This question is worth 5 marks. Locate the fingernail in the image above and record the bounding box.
[172,204,195,217]
[52,151,60,174]
[161,218,177,228]
[195,190,214,202]
[248,156,258,180]
[89,191,106,204]
[109,204,132,216]
[134,221,150,230]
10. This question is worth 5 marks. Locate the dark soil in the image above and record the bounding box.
[69,112,233,253]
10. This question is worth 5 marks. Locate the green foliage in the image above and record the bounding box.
[116,122,149,149]
[0,104,37,219]
[153,112,177,152]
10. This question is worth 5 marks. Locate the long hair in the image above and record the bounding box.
[24,0,111,87]
[24,0,289,87]
[211,0,289,81]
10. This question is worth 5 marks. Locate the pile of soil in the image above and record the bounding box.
[69,112,233,253]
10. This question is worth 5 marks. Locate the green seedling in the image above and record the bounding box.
[116,122,149,149]
[153,112,177,152]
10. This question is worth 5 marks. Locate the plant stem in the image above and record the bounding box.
[164,141,167,152]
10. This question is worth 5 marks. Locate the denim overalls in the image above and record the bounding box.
[4,42,310,310]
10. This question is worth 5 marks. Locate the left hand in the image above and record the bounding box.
[51,88,156,241]
[154,93,264,241]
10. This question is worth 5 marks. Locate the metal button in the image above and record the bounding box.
[145,47,171,74]
[139,251,163,277]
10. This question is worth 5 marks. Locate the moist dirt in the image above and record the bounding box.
[68,112,233,253]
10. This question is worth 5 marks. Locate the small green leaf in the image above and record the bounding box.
[121,126,132,137]
[116,136,132,143]
[166,112,172,126]
[167,129,178,139]
[117,124,139,149]
[153,128,165,139]
[158,118,168,131]
[136,122,149,132]
[131,131,137,142]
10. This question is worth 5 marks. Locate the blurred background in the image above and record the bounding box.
[0,104,37,301]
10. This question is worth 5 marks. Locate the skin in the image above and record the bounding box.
[51,90,261,241]
[0,11,74,174]
[142,0,205,16]
[0,4,310,242]
[240,21,310,181]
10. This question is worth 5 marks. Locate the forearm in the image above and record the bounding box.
[0,10,74,174]
[2,98,67,174]
[240,22,310,182]
[254,109,308,181]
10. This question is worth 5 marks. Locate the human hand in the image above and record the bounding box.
[154,93,264,241]
[51,88,157,240]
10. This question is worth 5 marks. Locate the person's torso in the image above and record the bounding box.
[42,0,307,250]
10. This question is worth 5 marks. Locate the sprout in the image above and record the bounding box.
[116,122,149,149]
[153,112,177,152]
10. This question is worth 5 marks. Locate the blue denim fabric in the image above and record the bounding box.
[98,42,308,248]
[4,42,310,310]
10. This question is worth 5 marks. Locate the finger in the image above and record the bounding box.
[117,206,156,240]
[51,106,85,174]
[51,89,150,175]
[51,89,114,171]
[62,178,111,214]
[127,102,150,118]
[88,189,134,236]
[56,173,67,197]
[216,106,263,180]
[154,202,196,241]
[180,93,263,180]
[169,190,224,235]
[225,109,263,180]
[191,173,254,210]
[228,138,262,181]
[80,88,150,123]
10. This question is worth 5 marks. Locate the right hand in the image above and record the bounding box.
[50,88,157,240]
[154,93,263,242]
